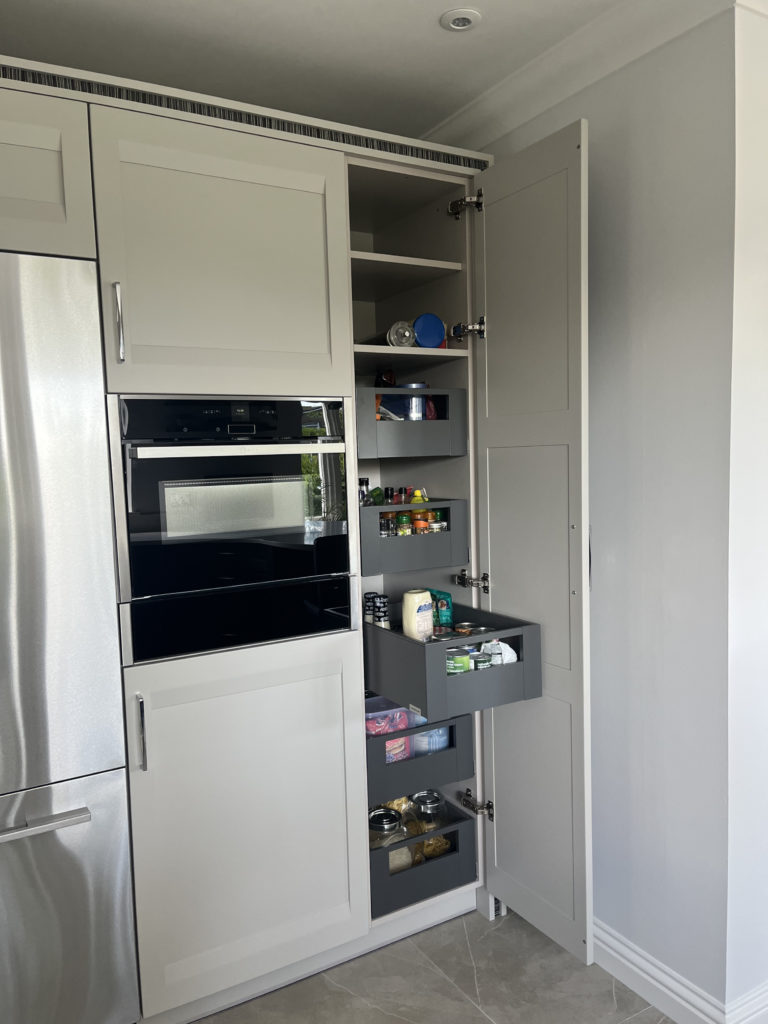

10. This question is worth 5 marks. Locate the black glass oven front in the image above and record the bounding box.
[118,397,351,661]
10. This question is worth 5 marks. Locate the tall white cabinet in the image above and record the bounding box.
[0,73,591,1024]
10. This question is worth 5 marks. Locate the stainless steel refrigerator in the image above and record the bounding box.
[0,253,140,1023]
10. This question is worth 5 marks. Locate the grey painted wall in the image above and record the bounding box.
[483,13,735,999]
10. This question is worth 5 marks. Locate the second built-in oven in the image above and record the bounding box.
[108,396,355,663]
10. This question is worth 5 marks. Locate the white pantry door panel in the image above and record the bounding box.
[91,105,353,396]
[476,121,591,961]
[124,632,369,1017]
[0,89,95,257]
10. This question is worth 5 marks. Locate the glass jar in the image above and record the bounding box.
[396,513,412,536]
[369,807,408,849]
[380,510,397,537]
[409,789,446,830]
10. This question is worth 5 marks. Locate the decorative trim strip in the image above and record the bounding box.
[727,978,768,1024]
[424,0,735,150]
[0,62,489,171]
[594,918,725,1024]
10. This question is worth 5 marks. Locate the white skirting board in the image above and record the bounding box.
[594,919,768,1024]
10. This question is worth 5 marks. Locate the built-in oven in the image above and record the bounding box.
[108,396,355,663]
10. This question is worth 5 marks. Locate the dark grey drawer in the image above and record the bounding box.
[356,387,467,459]
[370,803,476,918]
[359,499,469,575]
[364,603,542,721]
[366,715,474,806]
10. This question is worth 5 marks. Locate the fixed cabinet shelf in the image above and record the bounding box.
[359,499,468,575]
[364,604,542,721]
[353,344,468,375]
[350,251,462,302]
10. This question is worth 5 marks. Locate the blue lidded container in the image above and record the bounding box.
[412,313,446,348]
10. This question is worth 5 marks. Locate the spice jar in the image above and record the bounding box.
[412,518,429,534]
[396,512,412,536]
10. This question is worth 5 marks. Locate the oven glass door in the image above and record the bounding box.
[124,445,348,598]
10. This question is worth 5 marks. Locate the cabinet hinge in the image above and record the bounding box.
[452,568,490,595]
[451,315,485,340]
[447,188,484,219]
[460,788,494,822]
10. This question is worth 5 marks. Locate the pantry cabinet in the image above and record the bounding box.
[0,89,95,257]
[122,632,369,1018]
[0,65,590,1023]
[89,105,353,396]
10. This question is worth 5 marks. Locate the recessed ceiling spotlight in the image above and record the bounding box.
[440,8,482,31]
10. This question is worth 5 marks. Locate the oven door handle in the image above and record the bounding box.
[128,442,346,459]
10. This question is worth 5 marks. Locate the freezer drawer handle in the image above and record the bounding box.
[113,281,126,363]
[0,807,91,845]
[137,693,148,772]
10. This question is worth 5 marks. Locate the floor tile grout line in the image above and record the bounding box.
[322,972,422,1024]
[410,940,500,1024]
[463,917,483,1009]
[615,1003,653,1024]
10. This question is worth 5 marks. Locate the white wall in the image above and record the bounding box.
[477,13,735,1001]
[726,5,768,1006]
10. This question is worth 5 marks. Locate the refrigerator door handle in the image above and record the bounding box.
[0,807,91,845]
[113,281,126,363]
[137,693,148,771]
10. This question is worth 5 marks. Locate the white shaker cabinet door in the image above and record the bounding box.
[0,89,95,257]
[90,106,353,396]
[476,121,592,962]
[124,631,369,1018]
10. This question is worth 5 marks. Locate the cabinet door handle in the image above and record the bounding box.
[113,281,126,363]
[0,807,91,845]
[137,693,148,772]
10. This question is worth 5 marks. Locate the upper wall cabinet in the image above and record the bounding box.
[0,90,95,258]
[90,106,353,396]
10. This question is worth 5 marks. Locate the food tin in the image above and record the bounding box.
[430,627,461,641]
[446,647,471,674]
[454,622,479,635]
[470,652,493,671]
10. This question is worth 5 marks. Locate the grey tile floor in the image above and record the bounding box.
[200,911,672,1024]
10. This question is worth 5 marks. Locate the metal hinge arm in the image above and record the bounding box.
[460,788,494,822]
[451,315,485,340]
[448,188,484,219]
[452,568,490,595]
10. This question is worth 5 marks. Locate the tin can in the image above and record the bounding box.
[455,622,478,635]
[470,652,493,671]
[446,647,471,674]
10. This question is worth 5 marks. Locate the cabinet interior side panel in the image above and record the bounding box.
[119,162,331,357]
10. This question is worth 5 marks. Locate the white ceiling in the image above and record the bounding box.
[1,0,630,138]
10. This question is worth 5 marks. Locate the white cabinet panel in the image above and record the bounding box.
[476,121,591,961]
[0,90,95,257]
[124,632,368,1017]
[91,106,353,396]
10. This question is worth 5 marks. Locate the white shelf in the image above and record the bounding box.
[353,344,468,375]
[350,251,462,302]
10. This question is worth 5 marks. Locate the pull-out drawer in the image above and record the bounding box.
[370,802,476,918]
[356,387,467,459]
[366,715,474,805]
[364,603,542,720]
[359,500,469,575]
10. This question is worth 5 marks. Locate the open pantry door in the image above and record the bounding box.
[473,121,592,962]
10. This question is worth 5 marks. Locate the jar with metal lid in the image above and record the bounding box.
[409,789,446,830]
[369,807,408,848]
